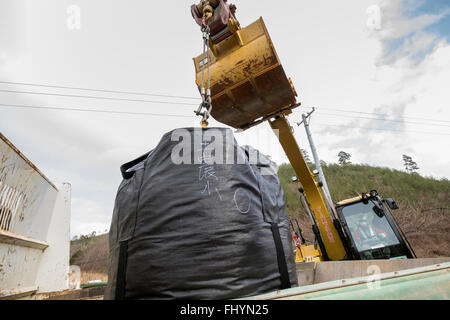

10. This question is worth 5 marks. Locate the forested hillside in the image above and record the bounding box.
[278,163,450,258]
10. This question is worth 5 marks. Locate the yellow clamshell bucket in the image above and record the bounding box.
[193,17,298,129]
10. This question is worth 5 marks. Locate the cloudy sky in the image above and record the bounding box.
[1,0,449,237]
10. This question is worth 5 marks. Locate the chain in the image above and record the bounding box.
[194,25,212,128]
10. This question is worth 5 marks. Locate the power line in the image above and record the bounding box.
[1,82,449,127]
[2,80,449,124]
[0,89,199,106]
[302,106,450,124]
[311,122,450,136]
[0,103,194,118]
[0,80,200,100]
[2,102,449,137]
[310,111,450,128]
[1,81,449,125]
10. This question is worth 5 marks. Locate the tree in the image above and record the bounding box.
[403,154,419,174]
[301,149,312,164]
[338,151,351,165]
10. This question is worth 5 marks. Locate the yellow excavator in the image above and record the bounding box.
[190,1,416,262]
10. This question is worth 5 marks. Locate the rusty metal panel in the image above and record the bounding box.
[0,133,58,240]
[0,229,48,250]
[0,243,43,291]
[0,182,71,295]
[0,133,70,295]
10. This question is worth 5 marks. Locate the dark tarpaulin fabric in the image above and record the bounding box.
[104,127,297,300]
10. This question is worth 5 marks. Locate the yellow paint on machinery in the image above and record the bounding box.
[193,15,347,261]
[268,115,347,261]
[296,244,323,263]
[337,194,365,206]
[193,17,297,129]
[191,5,416,263]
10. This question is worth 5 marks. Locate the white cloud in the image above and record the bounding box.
[319,35,450,177]
[376,0,449,40]
[71,197,111,237]
[369,0,450,65]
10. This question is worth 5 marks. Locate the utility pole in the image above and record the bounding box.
[297,108,337,219]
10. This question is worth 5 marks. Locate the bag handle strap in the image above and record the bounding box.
[271,223,292,289]
[115,240,129,300]
[120,152,151,180]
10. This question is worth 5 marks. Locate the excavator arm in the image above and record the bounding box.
[191,1,347,261]
[269,115,347,261]
[190,1,416,263]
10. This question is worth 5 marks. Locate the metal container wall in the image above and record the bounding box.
[0,133,58,239]
[0,133,70,297]
[244,262,450,300]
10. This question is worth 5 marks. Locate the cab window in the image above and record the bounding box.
[341,201,400,253]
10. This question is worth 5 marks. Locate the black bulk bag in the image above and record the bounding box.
[104,127,297,300]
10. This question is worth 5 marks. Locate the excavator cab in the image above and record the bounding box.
[192,1,298,129]
[191,3,415,263]
[335,191,416,260]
